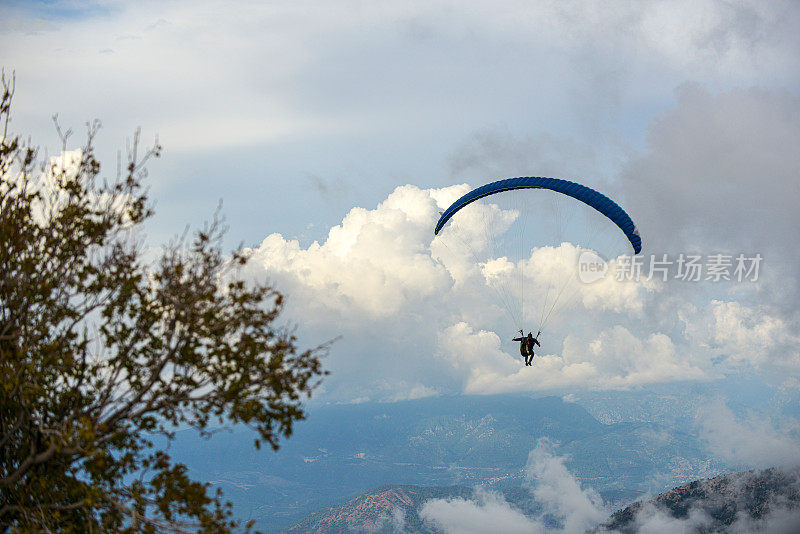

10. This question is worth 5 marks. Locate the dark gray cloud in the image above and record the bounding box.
[621,85,800,254]
[447,130,602,185]
[619,86,800,304]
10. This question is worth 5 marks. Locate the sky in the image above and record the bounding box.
[3,1,800,409]
[5,2,800,530]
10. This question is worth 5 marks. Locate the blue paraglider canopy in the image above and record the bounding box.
[434,176,642,254]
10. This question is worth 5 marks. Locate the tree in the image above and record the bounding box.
[0,73,328,532]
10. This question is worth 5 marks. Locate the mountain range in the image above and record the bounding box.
[164,388,758,531]
[281,468,800,533]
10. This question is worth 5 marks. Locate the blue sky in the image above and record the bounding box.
[3,1,800,410]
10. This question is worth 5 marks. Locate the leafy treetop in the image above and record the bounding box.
[0,72,329,533]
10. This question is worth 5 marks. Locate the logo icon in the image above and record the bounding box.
[578,250,608,283]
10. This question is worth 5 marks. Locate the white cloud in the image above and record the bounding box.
[624,503,714,534]
[420,488,543,534]
[5,1,799,154]
[727,504,800,534]
[419,440,606,533]
[681,300,800,376]
[6,4,800,406]
[572,326,708,388]
[525,441,607,532]
[419,438,800,533]
[434,321,709,395]
[696,398,800,468]
[247,184,455,319]
[435,323,522,392]
[235,179,800,401]
[623,470,800,534]
[244,183,669,399]
[2,148,137,228]
[708,301,799,367]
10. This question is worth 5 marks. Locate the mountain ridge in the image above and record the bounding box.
[598,467,800,533]
[164,391,734,531]
[284,467,800,533]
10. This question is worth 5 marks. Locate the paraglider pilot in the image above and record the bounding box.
[513,330,541,366]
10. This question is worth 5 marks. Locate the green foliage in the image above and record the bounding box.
[0,72,328,532]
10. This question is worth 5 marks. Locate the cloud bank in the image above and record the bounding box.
[419,440,606,533]
[240,81,800,404]
[242,179,725,401]
[419,437,800,534]
[696,398,800,469]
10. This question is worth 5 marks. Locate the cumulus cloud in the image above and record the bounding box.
[237,176,800,401]
[681,300,800,377]
[420,440,606,533]
[420,488,542,534]
[696,398,800,468]
[525,441,607,532]
[240,181,714,401]
[6,1,799,403]
[708,301,799,368]
[248,184,456,319]
[434,321,710,394]
[2,148,137,228]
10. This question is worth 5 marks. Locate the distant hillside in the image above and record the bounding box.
[598,467,800,533]
[285,468,800,533]
[283,484,540,534]
[284,485,470,533]
[164,393,727,531]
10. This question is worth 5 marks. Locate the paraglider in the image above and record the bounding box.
[512,330,541,366]
[433,176,642,365]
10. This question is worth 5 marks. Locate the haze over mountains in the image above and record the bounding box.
[166,381,799,532]
[599,468,800,533]
[282,468,800,533]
